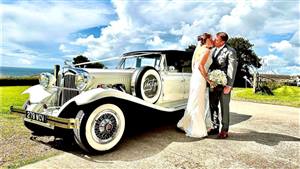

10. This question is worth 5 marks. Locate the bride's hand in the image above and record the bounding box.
[208,80,216,88]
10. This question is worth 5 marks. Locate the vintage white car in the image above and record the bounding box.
[11,50,193,152]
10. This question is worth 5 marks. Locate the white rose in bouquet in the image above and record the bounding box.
[208,70,227,87]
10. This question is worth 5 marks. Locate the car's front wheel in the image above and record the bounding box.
[73,104,125,152]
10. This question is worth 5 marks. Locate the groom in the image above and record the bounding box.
[208,32,238,139]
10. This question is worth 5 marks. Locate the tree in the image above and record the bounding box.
[227,37,262,87]
[87,62,105,68]
[72,55,89,66]
[72,55,104,68]
[185,37,262,87]
[185,44,196,52]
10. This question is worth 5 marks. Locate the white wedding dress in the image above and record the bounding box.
[177,46,212,138]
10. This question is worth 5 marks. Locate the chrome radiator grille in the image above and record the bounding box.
[61,74,78,105]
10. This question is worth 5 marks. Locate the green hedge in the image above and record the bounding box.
[0,76,39,86]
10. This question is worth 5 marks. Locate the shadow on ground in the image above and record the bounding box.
[230,112,252,126]
[31,111,300,162]
[29,111,259,162]
[228,112,300,146]
[227,131,300,146]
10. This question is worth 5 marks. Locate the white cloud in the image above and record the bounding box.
[59,44,73,53]
[269,40,293,52]
[1,42,38,59]
[1,43,36,67]
[146,35,164,47]
[69,1,232,59]
[290,31,300,46]
[268,40,300,65]
[285,66,300,75]
[1,1,113,43]
[1,1,114,68]
[263,19,299,35]
[18,58,32,65]
[261,54,288,67]
[251,38,267,49]
[259,54,300,75]
[217,0,299,42]
[1,0,299,75]
[72,35,98,46]
[218,1,267,37]
[250,0,267,8]
[70,0,299,60]
[1,42,64,68]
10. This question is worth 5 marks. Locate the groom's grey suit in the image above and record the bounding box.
[209,44,238,132]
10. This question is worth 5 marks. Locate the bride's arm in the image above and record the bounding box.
[198,49,210,81]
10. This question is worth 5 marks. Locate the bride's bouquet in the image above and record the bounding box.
[208,70,227,88]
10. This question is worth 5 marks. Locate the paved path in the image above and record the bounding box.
[21,101,300,169]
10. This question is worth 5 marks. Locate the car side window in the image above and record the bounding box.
[121,54,161,69]
[140,56,160,68]
[166,56,192,73]
[181,60,192,73]
[123,57,136,69]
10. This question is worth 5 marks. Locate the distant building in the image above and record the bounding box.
[257,74,300,86]
[259,74,290,81]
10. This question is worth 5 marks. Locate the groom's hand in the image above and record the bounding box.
[224,86,232,94]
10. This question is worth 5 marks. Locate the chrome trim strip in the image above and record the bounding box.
[53,86,80,91]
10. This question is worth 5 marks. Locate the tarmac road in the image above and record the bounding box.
[21,100,300,169]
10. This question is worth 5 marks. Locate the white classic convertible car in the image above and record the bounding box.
[11,50,193,152]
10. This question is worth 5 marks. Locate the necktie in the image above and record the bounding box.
[212,48,218,58]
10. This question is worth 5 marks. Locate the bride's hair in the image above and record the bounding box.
[199,33,211,46]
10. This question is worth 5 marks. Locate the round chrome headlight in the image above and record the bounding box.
[39,72,56,88]
[75,71,90,90]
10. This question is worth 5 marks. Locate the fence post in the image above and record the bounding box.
[253,73,258,93]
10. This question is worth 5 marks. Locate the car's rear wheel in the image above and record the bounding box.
[74,104,125,152]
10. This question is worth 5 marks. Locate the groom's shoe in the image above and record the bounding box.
[217,131,228,139]
[207,128,219,135]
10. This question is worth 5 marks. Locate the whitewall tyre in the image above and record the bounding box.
[131,66,162,104]
[74,104,125,152]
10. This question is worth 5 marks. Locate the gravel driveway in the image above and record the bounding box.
[20,100,300,169]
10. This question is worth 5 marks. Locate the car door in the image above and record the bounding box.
[181,58,192,99]
[159,53,185,103]
[160,71,185,102]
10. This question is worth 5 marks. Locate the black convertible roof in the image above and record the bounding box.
[122,50,193,58]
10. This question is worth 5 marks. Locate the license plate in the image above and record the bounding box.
[26,111,48,123]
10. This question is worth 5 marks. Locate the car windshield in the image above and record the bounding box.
[120,54,161,69]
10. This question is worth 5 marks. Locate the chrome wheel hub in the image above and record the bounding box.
[92,111,119,144]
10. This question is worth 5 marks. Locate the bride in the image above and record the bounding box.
[177,33,214,138]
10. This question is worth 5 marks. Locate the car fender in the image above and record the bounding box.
[58,88,180,116]
[22,85,52,103]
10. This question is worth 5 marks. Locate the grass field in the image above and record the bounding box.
[0,86,30,114]
[0,86,59,169]
[232,86,300,107]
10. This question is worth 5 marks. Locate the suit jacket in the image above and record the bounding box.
[209,44,238,87]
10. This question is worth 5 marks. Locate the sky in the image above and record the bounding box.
[0,0,299,75]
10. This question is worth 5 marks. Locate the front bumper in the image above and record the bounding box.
[10,106,78,129]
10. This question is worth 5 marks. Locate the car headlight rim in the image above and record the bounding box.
[39,72,56,88]
[75,71,90,90]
